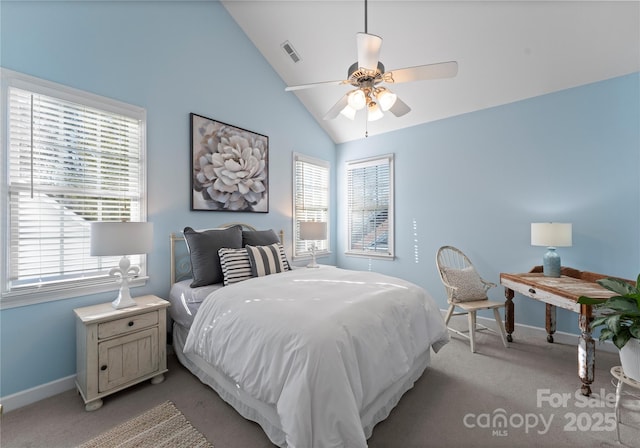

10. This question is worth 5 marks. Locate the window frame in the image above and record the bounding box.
[0,68,148,309]
[292,152,330,260]
[345,153,395,259]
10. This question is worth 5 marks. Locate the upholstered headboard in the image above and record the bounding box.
[170,223,284,286]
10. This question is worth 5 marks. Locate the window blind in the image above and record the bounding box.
[346,154,394,258]
[2,70,146,304]
[293,153,329,257]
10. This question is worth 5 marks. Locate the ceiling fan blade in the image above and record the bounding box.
[386,61,458,84]
[285,79,346,92]
[323,94,349,120]
[356,32,382,71]
[388,97,411,117]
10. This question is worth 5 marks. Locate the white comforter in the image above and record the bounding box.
[183,266,448,448]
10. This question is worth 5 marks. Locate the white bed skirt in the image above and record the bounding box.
[173,322,432,447]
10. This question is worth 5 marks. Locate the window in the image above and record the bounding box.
[346,154,394,259]
[1,69,147,308]
[293,153,329,258]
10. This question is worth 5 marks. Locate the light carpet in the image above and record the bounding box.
[76,401,213,448]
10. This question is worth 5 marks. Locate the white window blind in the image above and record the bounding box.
[293,153,329,258]
[346,154,394,258]
[1,69,147,307]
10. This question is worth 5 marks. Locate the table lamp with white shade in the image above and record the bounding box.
[299,221,327,268]
[90,221,153,309]
[531,222,572,277]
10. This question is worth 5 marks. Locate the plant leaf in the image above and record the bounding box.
[599,328,614,342]
[591,316,609,328]
[603,297,640,314]
[605,315,622,334]
[630,322,640,339]
[577,296,605,305]
[597,278,637,296]
[612,330,631,350]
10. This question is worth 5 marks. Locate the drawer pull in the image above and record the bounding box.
[128,321,134,327]
[529,288,536,294]
[100,365,108,371]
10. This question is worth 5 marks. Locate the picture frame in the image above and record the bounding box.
[190,113,269,212]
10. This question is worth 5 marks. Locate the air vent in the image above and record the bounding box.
[281,41,301,63]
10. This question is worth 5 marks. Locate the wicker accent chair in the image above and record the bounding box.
[436,246,508,353]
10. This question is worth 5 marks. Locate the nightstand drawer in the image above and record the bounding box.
[98,310,158,339]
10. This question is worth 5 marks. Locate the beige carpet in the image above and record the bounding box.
[76,401,213,448]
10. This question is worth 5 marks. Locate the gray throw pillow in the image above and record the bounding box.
[183,225,242,287]
[242,229,290,270]
[242,229,280,246]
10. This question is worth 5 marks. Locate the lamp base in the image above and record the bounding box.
[112,288,137,309]
[110,256,140,309]
[306,247,320,268]
[542,247,561,277]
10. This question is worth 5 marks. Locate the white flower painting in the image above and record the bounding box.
[191,114,268,212]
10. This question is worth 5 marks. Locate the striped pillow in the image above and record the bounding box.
[277,243,291,271]
[218,248,253,286]
[246,243,285,277]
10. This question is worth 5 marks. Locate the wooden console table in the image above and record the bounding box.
[500,266,633,396]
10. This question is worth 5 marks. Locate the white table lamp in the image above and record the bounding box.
[91,221,153,309]
[531,222,572,277]
[300,221,327,268]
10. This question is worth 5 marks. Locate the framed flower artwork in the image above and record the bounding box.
[190,113,269,212]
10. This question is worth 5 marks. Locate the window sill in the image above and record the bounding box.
[0,276,149,310]
[344,251,395,260]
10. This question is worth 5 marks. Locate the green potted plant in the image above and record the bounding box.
[578,275,640,382]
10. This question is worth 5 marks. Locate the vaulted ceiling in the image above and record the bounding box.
[222,0,640,144]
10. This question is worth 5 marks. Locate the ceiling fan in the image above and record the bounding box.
[285,0,458,123]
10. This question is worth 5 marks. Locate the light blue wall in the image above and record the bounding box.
[336,72,640,336]
[0,0,336,397]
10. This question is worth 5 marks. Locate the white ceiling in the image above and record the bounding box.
[222,0,640,144]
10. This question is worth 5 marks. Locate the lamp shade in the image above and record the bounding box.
[376,88,397,111]
[347,89,367,110]
[531,223,572,247]
[300,221,327,241]
[340,104,357,120]
[90,222,153,256]
[367,102,384,121]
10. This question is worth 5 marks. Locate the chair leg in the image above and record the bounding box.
[444,304,455,325]
[468,311,476,353]
[493,308,509,348]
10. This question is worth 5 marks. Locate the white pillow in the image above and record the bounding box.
[442,266,487,302]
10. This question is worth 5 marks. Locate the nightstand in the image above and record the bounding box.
[74,295,170,411]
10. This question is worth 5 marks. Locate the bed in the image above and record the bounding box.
[168,223,449,448]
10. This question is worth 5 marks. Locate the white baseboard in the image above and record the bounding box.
[0,374,76,413]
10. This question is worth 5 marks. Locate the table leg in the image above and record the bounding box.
[546,303,556,343]
[578,306,595,396]
[504,287,514,342]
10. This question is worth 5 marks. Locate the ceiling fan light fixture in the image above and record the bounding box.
[367,102,384,121]
[340,104,357,120]
[376,88,397,111]
[347,89,367,110]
